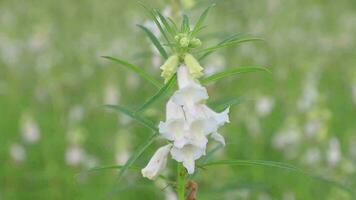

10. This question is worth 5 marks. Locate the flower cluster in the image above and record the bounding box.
[142,55,230,180]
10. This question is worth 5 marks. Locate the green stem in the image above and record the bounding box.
[177,163,186,200]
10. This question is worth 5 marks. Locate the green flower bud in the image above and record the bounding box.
[190,38,202,48]
[184,53,203,78]
[160,55,179,82]
[179,37,190,48]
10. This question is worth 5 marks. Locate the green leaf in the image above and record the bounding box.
[155,10,175,37]
[202,159,301,172]
[137,25,168,59]
[198,35,264,61]
[117,132,159,181]
[181,14,190,33]
[103,104,158,132]
[201,66,271,84]
[197,36,264,56]
[102,56,162,88]
[86,165,141,173]
[191,4,215,37]
[202,159,355,197]
[209,96,246,112]
[167,17,179,33]
[138,2,171,45]
[135,74,177,113]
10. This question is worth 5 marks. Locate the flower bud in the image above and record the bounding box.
[179,37,190,48]
[160,55,179,82]
[184,53,203,78]
[190,38,201,48]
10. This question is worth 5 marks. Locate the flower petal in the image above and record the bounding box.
[142,144,172,180]
[211,132,226,146]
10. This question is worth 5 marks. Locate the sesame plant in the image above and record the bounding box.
[94,3,300,199]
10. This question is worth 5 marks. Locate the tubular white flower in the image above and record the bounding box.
[170,144,205,174]
[141,144,172,180]
[172,66,208,108]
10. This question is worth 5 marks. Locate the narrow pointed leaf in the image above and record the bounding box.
[203,159,301,172]
[138,2,170,45]
[181,14,190,33]
[209,97,246,112]
[117,132,159,181]
[102,56,162,88]
[155,10,175,37]
[197,37,264,56]
[201,67,271,84]
[167,17,179,33]
[191,4,215,36]
[135,74,177,113]
[137,25,168,59]
[103,104,158,131]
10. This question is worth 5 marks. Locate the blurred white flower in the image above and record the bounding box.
[65,146,85,166]
[104,83,120,105]
[10,143,26,162]
[282,192,295,200]
[352,84,356,105]
[272,129,300,150]
[302,147,321,166]
[327,137,341,167]
[142,144,172,180]
[68,105,84,124]
[21,114,41,144]
[164,187,177,200]
[255,96,275,117]
[304,119,321,138]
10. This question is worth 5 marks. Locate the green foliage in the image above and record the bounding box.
[137,25,168,59]
[135,74,177,113]
[102,56,162,88]
[201,66,271,84]
[103,105,158,131]
[191,4,215,37]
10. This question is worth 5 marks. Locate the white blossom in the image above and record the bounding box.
[142,144,172,180]
[143,64,230,176]
[170,144,205,174]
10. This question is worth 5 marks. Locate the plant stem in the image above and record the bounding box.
[177,163,186,200]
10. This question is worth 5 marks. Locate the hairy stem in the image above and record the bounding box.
[177,163,186,200]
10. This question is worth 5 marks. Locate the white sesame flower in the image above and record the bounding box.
[170,144,205,174]
[10,143,26,162]
[65,145,85,166]
[172,66,208,108]
[21,115,41,144]
[159,118,213,149]
[142,144,172,180]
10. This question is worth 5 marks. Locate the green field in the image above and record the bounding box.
[0,0,355,199]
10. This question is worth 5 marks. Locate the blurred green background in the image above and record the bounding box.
[1,0,355,199]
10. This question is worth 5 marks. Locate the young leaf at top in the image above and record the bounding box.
[102,56,162,88]
[138,2,171,46]
[181,14,190,33]
[201,66,271,84]
[191,4,215,37]
[155,10,176,38]
[137,24,168,59]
